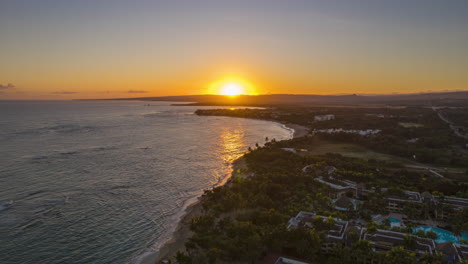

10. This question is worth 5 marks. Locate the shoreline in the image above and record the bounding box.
[283,123,309,138]
[146,122,308,264]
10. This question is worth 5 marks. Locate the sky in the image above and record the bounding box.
[1,0,467,99]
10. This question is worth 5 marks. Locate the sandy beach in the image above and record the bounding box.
[146,200,204,264]
[284,123,309,138]
[150,123,308,263]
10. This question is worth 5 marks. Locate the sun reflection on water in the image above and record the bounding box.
[219,127,246,164]
[210,127,248,186]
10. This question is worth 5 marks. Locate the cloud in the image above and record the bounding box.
[128,90,149,93]
[51,91,78,95]
[0,83,15,90]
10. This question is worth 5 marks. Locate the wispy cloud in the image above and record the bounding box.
[128,90,149,93]
[0,83,15,90]
[51,91,78,95]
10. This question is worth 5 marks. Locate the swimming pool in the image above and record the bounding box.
[388,217,401,223]
[462,233,468,241]
[379,217,401,227]
[413,226,459,244]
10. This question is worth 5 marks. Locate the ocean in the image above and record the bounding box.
[0,100,291,264]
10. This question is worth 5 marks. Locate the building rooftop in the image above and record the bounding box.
[257,253,316,264]
[436,242,458,256]
[363,229,435,254]
[333,195,358,211]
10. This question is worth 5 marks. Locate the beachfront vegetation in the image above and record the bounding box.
[172,136,467,264]
[196,106,468,168]
[167,105,468,264]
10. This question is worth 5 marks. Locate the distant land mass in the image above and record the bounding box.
[85,91,468,106]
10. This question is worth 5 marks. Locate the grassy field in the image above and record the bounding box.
[298,138,402,161]
[296,138,467,181]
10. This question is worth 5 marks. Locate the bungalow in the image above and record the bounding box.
[257,253,316,264]
[333,195,359,211]
[314,114,335,121]
[363,229,436,255]
[421,191,434,203]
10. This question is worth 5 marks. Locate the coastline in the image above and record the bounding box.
[283,123,309,138]
[148,122,308,264]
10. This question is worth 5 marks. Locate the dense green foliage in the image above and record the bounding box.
[175,138,467,263]
[196,106,468,167]
[182,105,468,263]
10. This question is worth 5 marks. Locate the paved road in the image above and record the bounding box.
[432,107,468,139]
[405,164,444,178]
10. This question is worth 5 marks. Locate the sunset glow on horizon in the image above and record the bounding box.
[1,1,468,100]
[219,83,245,96]
[207,75,257,97]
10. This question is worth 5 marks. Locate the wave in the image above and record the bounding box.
[142,112,162,118]
[45,124,95,134]
[27,190,48,197]
[59,151,78,156]
[12,123,97,137]
[279,123,295,139]
[0,200,14,213]
[91,146,118,152]
[133,192,202,264]
[24,145,118,163]
[30,155,49,160]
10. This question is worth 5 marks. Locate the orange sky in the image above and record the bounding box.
[1,1,467,100]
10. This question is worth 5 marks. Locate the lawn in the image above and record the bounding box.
[297,138,467,181]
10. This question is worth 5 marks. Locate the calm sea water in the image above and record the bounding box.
[0,101,291,264]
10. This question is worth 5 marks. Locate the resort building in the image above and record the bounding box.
[281,148,297,153]
[257,253,316,264]
[287,211,468,263]
[311,128,381,136]
[363,229,436,255]
[437,242,460,263]
[457,244,468,262]
[303,165,336,176]
[314,114,335,121]
[274,257,313,264]
[309,164,468,215]
[287,211,350,254]
[421,191,435,203]
[332,195,359,211]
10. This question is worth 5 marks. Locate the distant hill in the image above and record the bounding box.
[90,91,468,106]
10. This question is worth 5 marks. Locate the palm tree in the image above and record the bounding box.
[325,216,336,230]
[421,202,430,219]
[383,218,391,227]
[385,246,417,264]
[419,252,444,264]
[366,221,377,233]
[351,240,374,264]
[403,235,417,250]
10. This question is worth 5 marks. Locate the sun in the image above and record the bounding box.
[220,83,245,96]
[206,76,257,96]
